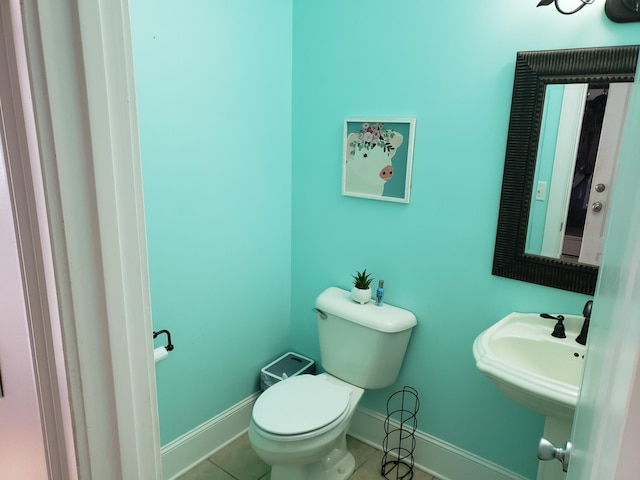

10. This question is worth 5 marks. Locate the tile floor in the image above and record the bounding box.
[178,433,439,480]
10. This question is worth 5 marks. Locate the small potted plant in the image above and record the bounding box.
[351,269,373,304]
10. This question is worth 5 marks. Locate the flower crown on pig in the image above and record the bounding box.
[347,123,399,156]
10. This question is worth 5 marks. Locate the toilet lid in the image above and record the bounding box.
[252,375,350,436]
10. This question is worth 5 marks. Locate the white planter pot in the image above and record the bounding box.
[351,287,371,304]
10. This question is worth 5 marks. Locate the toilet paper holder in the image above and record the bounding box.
[153,329,174,352]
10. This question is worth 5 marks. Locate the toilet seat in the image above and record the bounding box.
[252,375,351,440]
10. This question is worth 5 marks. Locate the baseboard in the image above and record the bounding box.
[160,393,259,480]
[348,406,528,480]
[160,394,527,480]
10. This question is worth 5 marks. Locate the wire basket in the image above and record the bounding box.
[381,386,420,480]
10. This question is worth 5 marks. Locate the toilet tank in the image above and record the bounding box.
[314,287,417,389]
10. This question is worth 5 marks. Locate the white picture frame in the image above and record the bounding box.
[342,118,416,203]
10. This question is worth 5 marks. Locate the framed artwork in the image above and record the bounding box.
[342,118,416,203]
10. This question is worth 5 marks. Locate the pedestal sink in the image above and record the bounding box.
[473,312,585,419]
[473,312,586,480]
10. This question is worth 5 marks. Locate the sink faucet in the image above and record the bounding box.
[540,313,566,338]
[576,300,593,345]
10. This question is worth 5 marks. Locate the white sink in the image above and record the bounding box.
[473,312,586,420]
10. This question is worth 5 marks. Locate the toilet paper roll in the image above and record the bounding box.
[154,346,168,363]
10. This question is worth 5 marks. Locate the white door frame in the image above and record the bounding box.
[541,83,587,258]
[17,0,162,478]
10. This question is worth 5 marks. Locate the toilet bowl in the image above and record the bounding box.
[248,287,416,480]
[248,373,364,480]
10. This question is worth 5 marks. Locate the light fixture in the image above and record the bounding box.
[537,0,595,15]
[605,0,640,22]
[537,0,640,21]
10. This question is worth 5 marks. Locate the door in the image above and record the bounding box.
[578,82,633,265]
[552,67,640,479]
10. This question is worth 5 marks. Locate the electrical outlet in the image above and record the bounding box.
[536,181,547,201]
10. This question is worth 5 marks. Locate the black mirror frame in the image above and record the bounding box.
[493,45,639,296]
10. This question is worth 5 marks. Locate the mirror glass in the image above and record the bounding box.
[525,81,633,266]
[493,46,639,295]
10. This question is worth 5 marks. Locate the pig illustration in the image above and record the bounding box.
[345,123,404,197]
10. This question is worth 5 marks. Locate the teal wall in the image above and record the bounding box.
[129,0,293,445]
[130,0,640,477]
[290,2,640,478]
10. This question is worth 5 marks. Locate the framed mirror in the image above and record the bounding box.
[493,45,639,295]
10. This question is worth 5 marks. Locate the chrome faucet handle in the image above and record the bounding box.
[583,300,593,318]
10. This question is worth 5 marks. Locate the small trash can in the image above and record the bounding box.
[260,351,315,390]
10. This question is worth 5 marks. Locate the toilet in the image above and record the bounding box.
[249,286,417,480]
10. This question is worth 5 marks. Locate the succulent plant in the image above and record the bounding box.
[352,269,373,290]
